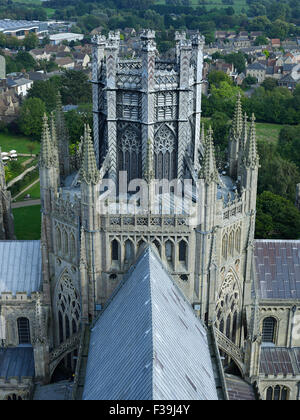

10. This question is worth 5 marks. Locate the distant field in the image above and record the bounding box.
[256,122,283,144]
[155,0,248,13]
[16,180,40,202]
[12,204,41,240]
[0,133,40,155]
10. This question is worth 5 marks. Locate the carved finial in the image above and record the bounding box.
[80,124,100,185]
[199,126,219,184]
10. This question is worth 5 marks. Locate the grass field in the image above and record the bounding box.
[15,180,40,202]
[256,122,283,144]
[155,0,248,13]
[12,205,41,240]
[0,133,40,155]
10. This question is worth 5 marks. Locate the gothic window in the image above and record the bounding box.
[56,227,62,252]
[179,240,187,263]
[63,230,69,256]
[17,318,30,344]
[266,386,289,400]
[235,227,241,253]
[215,273,240,343]
[262,317,277,343]
[111,240,119,261]
[229,231,234,257]
[70,233,76,260]
[165,240,173,263]
[154,125,176,181]
[222,234,228,259]
[118,127,142,181]
[56,275,81,344]
[124,239,134,263]
[119,92,140,120]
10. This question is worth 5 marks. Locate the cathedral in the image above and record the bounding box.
[0,30,299,401]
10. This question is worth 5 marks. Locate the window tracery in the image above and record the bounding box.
[215,272,240,344]
[154,125,176,180]
[118,126,142,181]
[56,275,80,344]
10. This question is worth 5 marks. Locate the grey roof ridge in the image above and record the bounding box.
[90,245,154,330]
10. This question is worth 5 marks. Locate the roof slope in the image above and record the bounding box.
[0,347,35,379]
[254,240,300,300]
[83,247,219,400]
[260,347,300,376]
[225,374,256,400]
[0,241,42,296]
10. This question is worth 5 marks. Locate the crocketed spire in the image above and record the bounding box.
[240,112,248,152]
[199,126,219,184]
[245,114,259,169]
[40,114,56,169]
[232,92,243,140]
[50,111,59,167]
[80,124,100,185]
[0,146,6,189]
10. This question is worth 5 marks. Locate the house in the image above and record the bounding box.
[73,52,90,68]
[44,45,71,55]
[271,39,281,48]
[55,57,75,69]
[6,77,33,97]
[246,62,267,83]
[30,49,51,61]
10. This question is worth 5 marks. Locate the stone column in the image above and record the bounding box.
[141,30,156,180]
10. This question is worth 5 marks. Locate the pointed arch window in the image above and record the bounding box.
[229,231,234,257]
[56,275,81,344]
[235,227,241,253]
[165,240,173,263]
[262,317,277,343]
[17,317,30,344]
[124,239,134,263]
[70,233,76,260]
[154,125,176,181]
[266,385,289,400]
[118,127,142,181]
[63,230,69,256]
[222,234,228,259]
[111,240,119,261]
[179,240,187,263]
[56,226,62,252]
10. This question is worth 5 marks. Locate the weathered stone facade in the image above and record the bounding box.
[0,30,299,400]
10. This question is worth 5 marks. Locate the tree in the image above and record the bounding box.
[19,98,46,140]
[254,35,268,46]
[207,70,233,89]
[23,32,39,51]
[255,191,300,239]
[277,125,300,169]
[15,51,36,71]
[261,78,277,91]
[224,51,247,74]
[242,75,257,89]
[27,79,60,113]
[257,141,300,201]
[60,70,92,105]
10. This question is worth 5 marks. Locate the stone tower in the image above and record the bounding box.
[40,31,259,382]
[0,147,15,240]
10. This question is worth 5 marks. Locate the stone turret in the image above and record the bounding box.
[199,127,219,185]
[80,125,101,319]
[240,113,259,213]
[228,92,243,178]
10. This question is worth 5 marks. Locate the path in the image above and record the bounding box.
[12,199,41,209]
[12,177,40,201]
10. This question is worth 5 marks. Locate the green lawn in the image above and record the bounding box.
[256,122,283,144]
[155,0,248,13]
[12,205,41,240]
[0,133,40,155]
[16,180,40,202]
